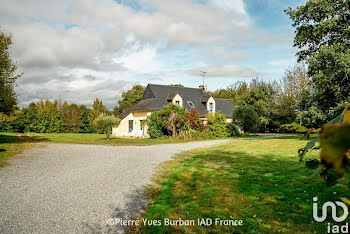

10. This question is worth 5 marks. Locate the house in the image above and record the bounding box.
[112,84,234,137]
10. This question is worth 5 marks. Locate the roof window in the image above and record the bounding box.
[187,101,195,108]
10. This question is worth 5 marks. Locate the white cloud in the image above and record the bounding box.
[114,44,164,74]
[0,0,292,107]
[5,22,100,68]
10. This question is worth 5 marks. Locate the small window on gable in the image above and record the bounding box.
[209,103,213,113]
[175,100,180,106]
[128,120,133,132]
[187,101,195,108]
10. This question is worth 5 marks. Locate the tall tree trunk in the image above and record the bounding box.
[172,124,176,138]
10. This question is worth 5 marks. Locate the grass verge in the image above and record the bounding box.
[136,135,350,233]
[27,132,220,146]
[0,133,38,167]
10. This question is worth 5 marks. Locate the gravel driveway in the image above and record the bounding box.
[0,140,229,233]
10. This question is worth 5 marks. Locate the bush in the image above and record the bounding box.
[226,123,240,137]
[206,112,229,137]
[185,109,205,131]
[145,112,166,138]
[296,106,326,128]
[178,122,215,140]
[233,105,260,133]
[94,114,120,140]
[177,121,197,140]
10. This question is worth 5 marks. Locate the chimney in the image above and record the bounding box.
[199,85,207,91]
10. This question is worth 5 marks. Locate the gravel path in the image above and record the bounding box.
[0,140,229,233]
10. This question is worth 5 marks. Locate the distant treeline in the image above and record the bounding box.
[0,64,348,134]
[0,98,109,133]
[210,64,347,132]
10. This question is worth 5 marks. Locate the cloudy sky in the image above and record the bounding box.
[1,0,305,109]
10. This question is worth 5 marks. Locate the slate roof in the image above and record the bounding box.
[214,98,234,118]
[118,84,234,119]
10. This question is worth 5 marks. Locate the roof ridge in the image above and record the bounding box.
[148,83,203,91]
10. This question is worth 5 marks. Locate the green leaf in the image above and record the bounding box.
[298,138,319,161]
[309,164,324,179]
[320,123,350,173]
[327,106,349,124]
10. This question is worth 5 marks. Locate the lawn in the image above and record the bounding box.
[139,135,350,233]
[27,132,216,145]
[0,133,38,167]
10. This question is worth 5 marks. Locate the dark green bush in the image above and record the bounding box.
[233,105,260,133]
[226,123,240,137]
[146,112,166,138]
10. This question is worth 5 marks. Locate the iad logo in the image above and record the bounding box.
[313,197,349,233]
[313,197,349,222]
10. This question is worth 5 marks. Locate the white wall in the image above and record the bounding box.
[206,97,216,114]
[172,94,183,106]
[112,111,151,137]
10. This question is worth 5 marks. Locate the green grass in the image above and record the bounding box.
[138,135,350,233]
[27,132,216,145]
[0,133,37,167]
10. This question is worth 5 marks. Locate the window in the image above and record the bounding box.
[209,103,213,113]
[140,120,143,130]
[187,101,195,108]
[128,120,133,132]
[175,100,180,106]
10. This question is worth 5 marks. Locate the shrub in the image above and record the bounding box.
[295,106,326,128]
[145,112,166,138]
[226,123,240,137]
[185,109,204,131]
[177,121,197,140]
[206,112,229,137]
[94,114,120,140]
[178,122,215,140]
[233,105,260,133]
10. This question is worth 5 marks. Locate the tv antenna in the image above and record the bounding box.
[200,71,207,86]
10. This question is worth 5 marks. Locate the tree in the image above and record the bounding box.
[0,31,22,114]
[92,98,105,119]
[33,100,61,133]
[285,0,350,112]
[233,105,260,133]
[158,104,187,138]
[113,85,146,116]
[212,79,280,132]
[60,102,81,133]
[94,114,120,140]
[206,112,229,137]
[79,105,95,133]
[277,63,310,123]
